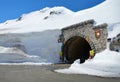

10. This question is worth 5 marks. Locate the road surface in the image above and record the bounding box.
[0,64,120,82]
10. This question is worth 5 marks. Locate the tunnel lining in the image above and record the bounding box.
[63,36,95,63]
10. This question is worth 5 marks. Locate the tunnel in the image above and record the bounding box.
[63,36,92,63]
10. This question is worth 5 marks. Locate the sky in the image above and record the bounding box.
[0,0,104,23]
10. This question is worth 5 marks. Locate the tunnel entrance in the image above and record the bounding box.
[58,20,108,64]
[63,36,92,63]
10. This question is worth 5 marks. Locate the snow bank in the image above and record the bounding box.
[0,46,40,63]
[108,23,120,38]
[0,30,61,63]
[55,49,120,77]
[0,62,51,66]
[0,46,27,55]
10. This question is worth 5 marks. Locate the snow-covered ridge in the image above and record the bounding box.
[75,0,120,24]
[0,0,120,36]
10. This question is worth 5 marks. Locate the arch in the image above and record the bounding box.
[59,20,108,64]
[63,36,95,63]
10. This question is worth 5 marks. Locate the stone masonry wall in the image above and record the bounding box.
[60,20,108,53]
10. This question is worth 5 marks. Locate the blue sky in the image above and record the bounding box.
[0,0,104,23]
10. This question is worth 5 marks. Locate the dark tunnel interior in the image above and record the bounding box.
[63,36,92,63]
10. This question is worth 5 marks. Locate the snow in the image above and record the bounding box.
[0,0,120,35]
[0,7,75,33]
[0,30,61,63]
[108,23,120,38]
[0,62,51,66]
[55,48,120,77]
[0,46,40,63]
[0,0,120,78]
[75,0,120,25]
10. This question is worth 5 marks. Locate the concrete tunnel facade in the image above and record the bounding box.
[58,19,108,63]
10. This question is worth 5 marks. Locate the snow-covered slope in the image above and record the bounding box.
[75,0,120,24]
[0,7,75,33]
[0,0,120,37]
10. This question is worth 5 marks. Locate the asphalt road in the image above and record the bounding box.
[0,64,120,82]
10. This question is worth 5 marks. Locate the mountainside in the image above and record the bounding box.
[0,0,120,64]
[0,0,120,77]
[0,7,74,33]
[0,0,120,36]
[75,0,120,24]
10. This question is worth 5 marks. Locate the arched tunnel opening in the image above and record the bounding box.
[63,36,94,64]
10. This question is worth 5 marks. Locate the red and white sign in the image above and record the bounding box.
[95,29,101,39]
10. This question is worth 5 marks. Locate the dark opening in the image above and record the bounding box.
[63,36,92,63]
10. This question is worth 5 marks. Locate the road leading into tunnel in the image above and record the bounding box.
[0,64,119,82]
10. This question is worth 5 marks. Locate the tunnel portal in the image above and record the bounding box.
[58,19,108,63]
